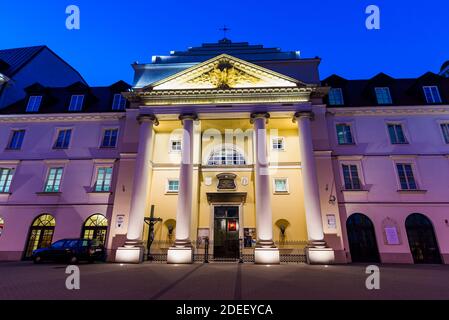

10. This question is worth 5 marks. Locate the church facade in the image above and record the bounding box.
[0,40,448,265]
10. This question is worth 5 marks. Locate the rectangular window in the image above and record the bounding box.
[441,123,449,144]
[375,87,393,105]
[68,95,85,111]
[336,124,354,145]
[26,96,42,112]
[272,137,285,151]
[328,88,344,105]
[388,124,407,144]
[101,129,118,148]
[95,167,113,192]
[0,168,14,193]
[112,94,127,111]
[274,178,288,193]
[342,164,361,190]
[7,130,25,150]
[423,86,442,104]
[396,164,417,190]
[44,168,64,193]
[167,179,179,193]
[171,140,182,152]
[53,129,72,149]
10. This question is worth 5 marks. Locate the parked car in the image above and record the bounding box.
[32,238,106,264]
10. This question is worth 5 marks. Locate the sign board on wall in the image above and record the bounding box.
[326,214,337,230]
[116,215,125,229]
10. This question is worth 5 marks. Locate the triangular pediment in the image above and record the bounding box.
[148,54,301,91]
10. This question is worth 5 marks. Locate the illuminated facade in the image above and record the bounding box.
[1,40,449,265]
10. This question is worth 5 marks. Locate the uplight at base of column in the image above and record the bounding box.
[254,247,280,265]
[115,246,144,264]
[167,247,193,264]
[306,247,335,265]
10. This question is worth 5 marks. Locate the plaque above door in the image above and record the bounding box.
[216,173,237,191]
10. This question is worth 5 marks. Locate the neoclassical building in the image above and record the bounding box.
[0,39,448,265]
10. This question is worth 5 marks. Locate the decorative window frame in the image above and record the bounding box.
[5,128,27,151]
[385,120,410,145]
[0,160,20,195]
[273,177,290,194]
[271,136,286,152]
[334,120,357,146]
[166,178,180,194]
[169,136,182,154]
[436,120,449,145]
[99,126,120,149]
[338,157,367,191]
[390,156,425,192]
[40,160,69,194]
[52,127,74,150]
[90,159,116,193]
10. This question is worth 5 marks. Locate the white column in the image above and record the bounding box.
[251,113,279,264]
[115,114,158,263]
[295,111,334,264]
[167,114,197,264]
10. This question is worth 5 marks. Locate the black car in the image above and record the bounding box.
[32,238,106,264]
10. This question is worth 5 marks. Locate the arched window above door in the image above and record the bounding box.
[33,214,56,227]
[207,146,246,166]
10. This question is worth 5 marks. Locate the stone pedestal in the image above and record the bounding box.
[306,247,335,265]
[167,246,193,264]
[115,246,144,264]
[255,247,280,265]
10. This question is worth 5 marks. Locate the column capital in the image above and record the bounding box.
[293,111,314,122]
[137,114,159,126]
[179,113,198,124]
[250,112,270,124]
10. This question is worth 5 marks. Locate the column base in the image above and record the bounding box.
[167,247,193,264]
[115,246,144,264]
[254,247,280,265]
[305,247,335,265]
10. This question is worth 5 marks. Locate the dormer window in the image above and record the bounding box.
[112,94,127,111]
[423,86,442,104]
[328,88,344,105]
[69,95,84,111]
[375,87,392,105]
[26,96,42,112]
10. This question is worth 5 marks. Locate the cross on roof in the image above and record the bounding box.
[219,25,231,39]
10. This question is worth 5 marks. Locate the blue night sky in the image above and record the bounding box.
[1,0,448,86]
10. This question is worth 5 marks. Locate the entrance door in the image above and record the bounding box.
[213,206,239,260]
[346,213,380,263]
[24,214,56,259]
[406,213,441,264]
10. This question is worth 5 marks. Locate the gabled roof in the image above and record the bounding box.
[0,45,87,84]
[148,54,302,91]
[0,46,45,77]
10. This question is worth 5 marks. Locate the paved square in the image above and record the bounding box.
[0,262,448,300]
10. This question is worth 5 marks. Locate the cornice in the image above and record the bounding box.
[125,87,315,106]
[0,113,125,123]
[328,105,449,116]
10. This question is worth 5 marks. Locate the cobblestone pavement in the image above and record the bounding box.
[0,262,448,300]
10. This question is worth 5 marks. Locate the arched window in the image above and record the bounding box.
[346,213,380,263]
[82,214,108,245]
[405,213,441,264]
[207,146,246,166]
[24,214,56,258]
[0,217,4,237]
